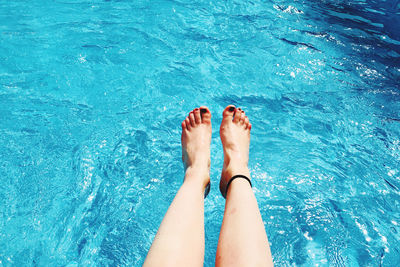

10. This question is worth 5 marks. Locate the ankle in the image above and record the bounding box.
[222,161,250,182]
[184,166,210,188]
[222,149,248,166]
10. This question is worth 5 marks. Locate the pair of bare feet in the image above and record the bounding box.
[181,105,252,197]
[144,107,273,266]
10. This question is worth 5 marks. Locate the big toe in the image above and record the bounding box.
[200,106,211,124]
[222,105,235,123]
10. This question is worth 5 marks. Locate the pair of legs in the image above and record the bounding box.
[143,105,273,267]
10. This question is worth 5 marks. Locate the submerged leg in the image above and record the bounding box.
[144,107,212,267]
[216,105,273,267]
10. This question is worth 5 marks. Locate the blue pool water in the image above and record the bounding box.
[1,0,400,266]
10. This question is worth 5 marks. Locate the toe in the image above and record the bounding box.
[189,112,196,127]
[222,105,235,119]
[200,106,211,124]
[222,105,236,123]
[194,108,201,124]
[244,116,250,127]
[181,120,186,130]
[239,112,245,125]
[233,108,241,123]
[185,117,191,130]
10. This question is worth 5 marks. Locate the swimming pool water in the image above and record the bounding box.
[1,0,399,266]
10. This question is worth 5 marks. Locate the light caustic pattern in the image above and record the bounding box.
[0,0,399,266]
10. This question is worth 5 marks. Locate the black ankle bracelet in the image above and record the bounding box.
[204,182,211,198]
[224,175,252,198]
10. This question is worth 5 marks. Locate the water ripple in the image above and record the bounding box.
[0,0,399,266]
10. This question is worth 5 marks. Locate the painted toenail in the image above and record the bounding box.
[229,107,235,111]
[200,108,207,114]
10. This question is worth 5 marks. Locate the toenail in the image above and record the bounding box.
[238,108,241,110]
[229,107,235,112]
[200,108,207,114]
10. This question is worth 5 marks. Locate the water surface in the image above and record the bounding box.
[0,0,399,266]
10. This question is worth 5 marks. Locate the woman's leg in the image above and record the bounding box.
[144,107,212,267]
[216,106,273,267]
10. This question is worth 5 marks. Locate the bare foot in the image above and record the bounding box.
[219,105,252,197]
[181,107,212,190]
